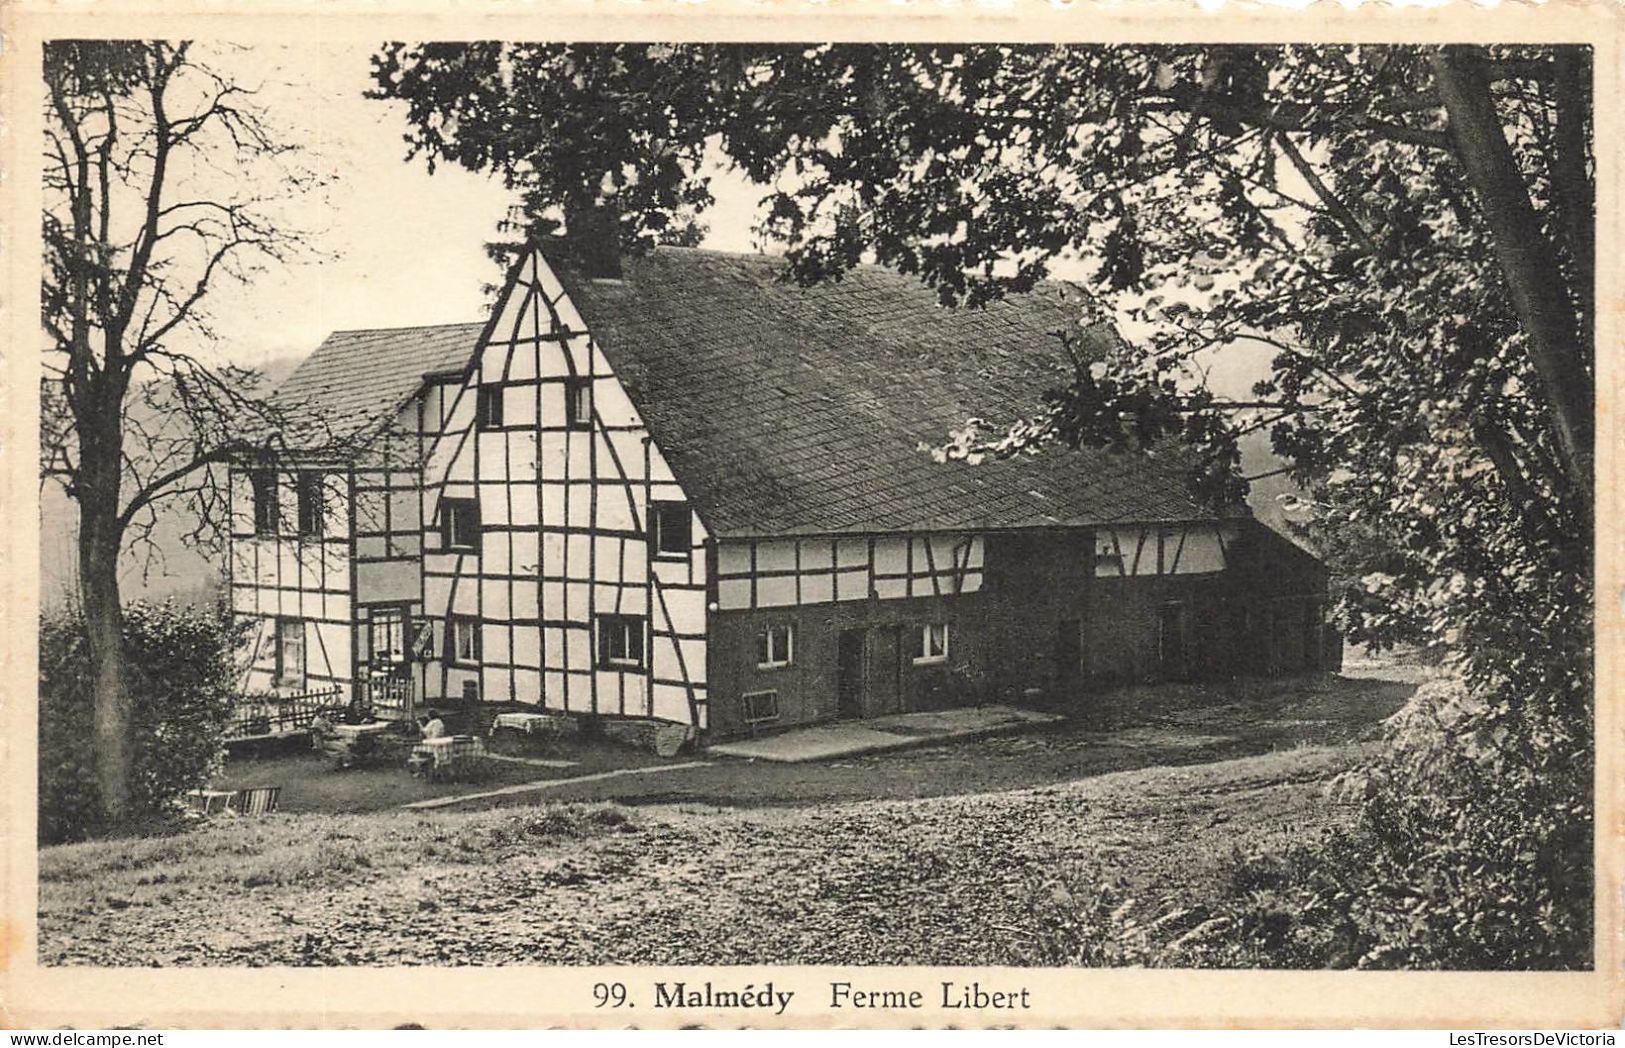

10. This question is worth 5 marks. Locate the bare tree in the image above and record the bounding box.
[41,41,359,820]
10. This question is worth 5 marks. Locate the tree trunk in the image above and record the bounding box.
[76,413,131,822]
[1429,46,1594,507]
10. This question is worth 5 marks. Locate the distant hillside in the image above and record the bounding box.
[1189,337,1307,538]
[40,354,306,610]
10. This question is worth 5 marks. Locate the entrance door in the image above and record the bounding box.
[367,606,414,717]
[837,629,865,719]
[864,627,903,716]
[1055,618,1081,695]
[1158,602,1187,681]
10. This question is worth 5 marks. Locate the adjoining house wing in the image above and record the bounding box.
[551,247,1213,537]
[272,322,486,442]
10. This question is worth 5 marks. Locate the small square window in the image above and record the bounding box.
[296,471,325,538]
[565,379,593,430]
[651,502,692,558]
[250,470,279,537]
[477,385,504,430]
[441,498,480,551]
[742,690,780,724]
[449,616,481,665]
[756,624,794,669]
[597,613,645,669]
[1094,534,1124,577]
[911,622,949,665]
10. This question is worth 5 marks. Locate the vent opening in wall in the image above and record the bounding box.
[565,379,593,430]
[742,690,780,725]
[477,384,504,430]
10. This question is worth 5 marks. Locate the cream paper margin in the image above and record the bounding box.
[0,0,1618,1029]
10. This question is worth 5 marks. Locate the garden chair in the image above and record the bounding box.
[231,786,281,815]
[185,789,236,816]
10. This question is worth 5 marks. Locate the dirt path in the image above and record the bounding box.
[442,666,1417,812]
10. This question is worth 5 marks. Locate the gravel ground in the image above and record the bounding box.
[39,744,1366,967]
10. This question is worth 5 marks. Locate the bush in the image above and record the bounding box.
[40,600,241,843]
[1330,676,1591,968]
[1025,677,1591,970]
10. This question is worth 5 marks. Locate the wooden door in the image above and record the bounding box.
[366,606,415,718]
[836,629,865,719]
[1158,602,1188,681]
[1055,617,1081,693]
[864,626,903,717]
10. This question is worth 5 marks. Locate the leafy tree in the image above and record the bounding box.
[371,43,1593,965]
[371,42,1589,665]
[42,41,360,821]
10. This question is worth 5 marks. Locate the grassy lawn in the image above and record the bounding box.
[38,659,1425,966]
[215,735,672,814]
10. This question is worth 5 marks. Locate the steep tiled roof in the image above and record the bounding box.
[274,249,1216,535]
[274,322,484,435]
[553,247,1214,536]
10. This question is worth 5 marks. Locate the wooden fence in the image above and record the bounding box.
[225,686,345,740]
[360,674,414,722]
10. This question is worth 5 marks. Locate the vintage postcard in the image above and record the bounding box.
[1,0,1620,1030]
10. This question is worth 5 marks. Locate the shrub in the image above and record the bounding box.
[1331,676,1591,968]
[39,599,241,843]
[1025,676,1591,970]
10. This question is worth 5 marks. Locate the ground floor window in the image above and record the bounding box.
[450,616,481,665]
[911,622,949,665]
[274,617,305,688]
[742,690,780,724]
[597,613,645,669]
[756,623,794,668]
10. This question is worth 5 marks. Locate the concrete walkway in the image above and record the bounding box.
[705,705,1062,763]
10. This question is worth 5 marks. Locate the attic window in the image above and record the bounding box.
[564,379,593,430]
[441,498,480,551]
[650,501,692,558]
[250,469,279,537]
[296,471,326,538]
[477,385,504,430]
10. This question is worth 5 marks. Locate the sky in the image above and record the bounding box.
[182,42,1284,380]
[211,42,767,371]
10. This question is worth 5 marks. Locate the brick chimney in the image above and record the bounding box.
[561,203,623,280]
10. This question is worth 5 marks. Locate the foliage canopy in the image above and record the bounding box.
[372,42,1594,966]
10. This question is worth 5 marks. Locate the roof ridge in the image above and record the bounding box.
[326,320,485,337]
[634,244,1091,298]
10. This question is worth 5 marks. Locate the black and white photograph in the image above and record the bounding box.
[10,9,1616,1027]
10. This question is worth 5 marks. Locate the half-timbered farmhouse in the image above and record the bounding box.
[229,241,1334,741]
